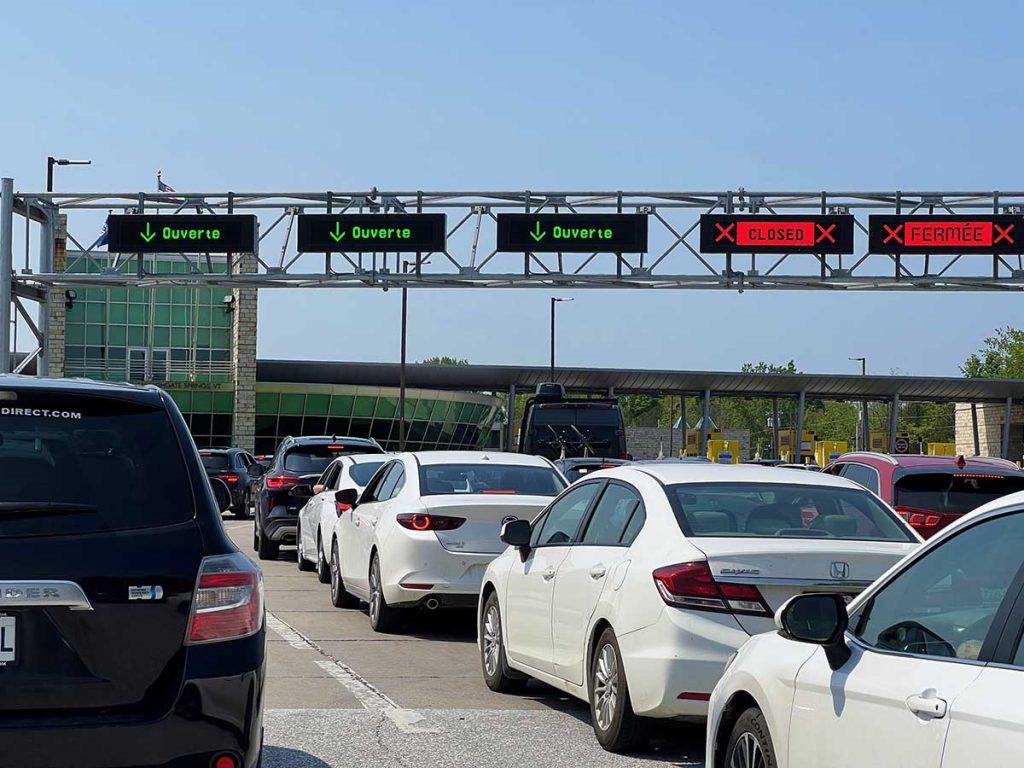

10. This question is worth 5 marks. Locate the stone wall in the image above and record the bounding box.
[231,252,258,452]
[626,427,751,460]
[954,402,1024,460]
[43,214,68,378]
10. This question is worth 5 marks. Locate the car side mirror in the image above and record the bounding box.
[500,519,532,559]
[777,593,851,671]
[290,484,315,499]
[249,464,265,477]
[335,488,359,509]
[209,477,232,513]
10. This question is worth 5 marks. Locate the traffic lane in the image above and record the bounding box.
[223,520,707,766]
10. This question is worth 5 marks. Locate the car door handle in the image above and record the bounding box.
[906,690,947,719]
[542,567,556,581]
[589,565,607,579]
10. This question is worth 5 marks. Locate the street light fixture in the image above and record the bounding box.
[849,356,868,450]
[46,157,91,192]
[550,297,574,378]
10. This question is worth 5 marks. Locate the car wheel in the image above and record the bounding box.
[480,592,528,693]
[316,534,331,584]
[368,552,403,633]
[589,627,652,753]
[296,522,314,572]
[235,491,251,520]
[256,523,279,561]
[724,708,777,768]
[329,540,359,608]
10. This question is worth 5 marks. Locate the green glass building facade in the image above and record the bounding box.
[60,253,500,453]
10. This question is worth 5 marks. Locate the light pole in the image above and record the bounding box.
[849,356,868,450]
[549,297,573,379]
[46,157,91,192]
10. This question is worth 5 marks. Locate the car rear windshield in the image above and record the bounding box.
[283,444,381,474]
[420,464,566,496]
[895,472,1024,517]
[349,461,386,487]
[0,391,194,536]
[200,453,233,471]
[666,482,915,542]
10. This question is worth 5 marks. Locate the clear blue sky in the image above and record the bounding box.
[2,0,1022,376]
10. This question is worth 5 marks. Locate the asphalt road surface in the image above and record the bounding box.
[224,520,707,768]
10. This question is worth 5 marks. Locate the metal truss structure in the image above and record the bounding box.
[4,179,1024,371]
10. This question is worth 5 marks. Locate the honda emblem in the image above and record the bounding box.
[830,561,850,580]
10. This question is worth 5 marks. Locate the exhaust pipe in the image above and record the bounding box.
[424,598,440,610]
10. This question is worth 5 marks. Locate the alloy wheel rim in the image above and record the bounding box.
[593,643,619,731]
[369,561,381,622]
[730,732,765,768]
[482,605,501,677]
[330,548,340,599]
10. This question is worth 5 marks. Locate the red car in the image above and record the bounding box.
[824,452,1024,538]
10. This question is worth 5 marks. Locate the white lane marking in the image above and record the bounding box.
[266,610,442,732]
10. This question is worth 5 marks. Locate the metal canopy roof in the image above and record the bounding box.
[257,360,1024,403]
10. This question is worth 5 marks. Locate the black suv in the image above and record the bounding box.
[253,435,384,560]
[199,447,265,518]
[0,376,265,768]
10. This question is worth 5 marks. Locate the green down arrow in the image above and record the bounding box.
[140,222,156,243]
[329,222,346,242]
[529,221,547,242]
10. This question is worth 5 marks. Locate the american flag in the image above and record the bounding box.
[157,171,183,204]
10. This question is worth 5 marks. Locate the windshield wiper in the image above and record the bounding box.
[0,502,98,519]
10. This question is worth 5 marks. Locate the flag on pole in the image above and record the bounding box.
[157,171,183,204]
[96,216,109,247]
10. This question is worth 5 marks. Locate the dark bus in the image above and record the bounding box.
[517,383,629,461]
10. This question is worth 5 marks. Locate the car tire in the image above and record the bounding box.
[480,592,528,693]
[235,491,251,520]
[256,523,279,561]
[296,522,315,572]
[368,552,403,633]
[316,534,331,584]
[724,708,778,768]
[589,627,652,753]
[329,540,359,609]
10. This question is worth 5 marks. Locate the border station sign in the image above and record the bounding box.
[496,214,648,253]
[700,214,855,254]
[106,215,258,254]
[297,214,447,253]
[869,215,1024,254]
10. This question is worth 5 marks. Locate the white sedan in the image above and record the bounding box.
[326,451,566,633]
[479,464,921,752]
[707,491,1024,768]
[297,454,391,582]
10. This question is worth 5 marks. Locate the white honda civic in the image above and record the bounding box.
[296,453,391,582]
[478,463,921,752]
[326,451,566,633]
[707,491,1024,768]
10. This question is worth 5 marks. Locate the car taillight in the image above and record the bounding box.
[652,561,771,616]
[396,513,466,531]
[335,502,351,517]
[186,553,263,644]
[894,506,943,529]
[266,475,299,489]
[216,473,240,484]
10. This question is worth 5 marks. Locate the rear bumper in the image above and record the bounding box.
[379,531,499,607]
[263,504,298,543]
[0,631,266,768]
[616,607,751,719]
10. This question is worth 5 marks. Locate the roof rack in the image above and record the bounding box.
[838,451,899,465]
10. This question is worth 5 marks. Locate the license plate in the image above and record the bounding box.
[0,616,15,665]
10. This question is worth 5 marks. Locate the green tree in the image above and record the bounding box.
[418,356,470,366]
[962,327,1024,378]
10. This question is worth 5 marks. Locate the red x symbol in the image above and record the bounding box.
[883,224,904,244]
[995,224,1014,244]
[815,223,836,243]
[715,223,735,243]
